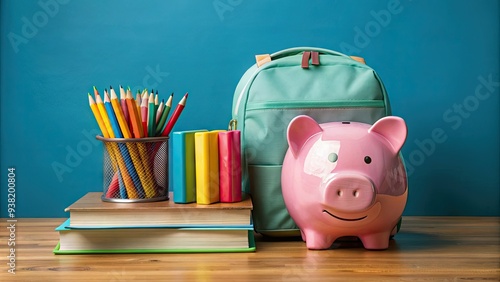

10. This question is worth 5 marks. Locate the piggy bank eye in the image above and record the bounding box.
[328,153,338,163]
[364,156,372,164]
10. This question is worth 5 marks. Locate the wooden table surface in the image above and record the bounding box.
[1,217,499,281]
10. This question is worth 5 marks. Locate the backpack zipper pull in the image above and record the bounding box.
[228,119,237,130]
[311,51,320,66]
[301,51,311,69]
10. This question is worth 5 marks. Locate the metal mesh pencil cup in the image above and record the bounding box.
[96,136,169,203]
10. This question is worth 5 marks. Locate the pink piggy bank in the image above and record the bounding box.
[281,115,408,250]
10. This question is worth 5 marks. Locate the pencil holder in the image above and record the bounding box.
[96,136,169,203]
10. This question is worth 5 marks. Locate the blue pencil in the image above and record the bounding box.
[117,170,128,199]
[104,91,145,198]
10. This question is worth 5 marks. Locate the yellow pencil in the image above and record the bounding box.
[109,86,132,139]
[94,88,115,138]
[88,93,109,138]
[89,92,123,196]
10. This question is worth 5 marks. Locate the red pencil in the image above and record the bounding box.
[119,85,130,128]
[161,93,188,137]
[140,93,149,137]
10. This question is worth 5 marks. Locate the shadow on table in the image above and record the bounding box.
[255,231,452,251]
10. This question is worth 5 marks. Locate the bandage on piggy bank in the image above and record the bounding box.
[281,115,408,250]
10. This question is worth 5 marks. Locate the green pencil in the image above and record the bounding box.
[148,93,155,137]
[156,93,173,136]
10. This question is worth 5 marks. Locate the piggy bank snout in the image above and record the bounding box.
[323,174,375,213]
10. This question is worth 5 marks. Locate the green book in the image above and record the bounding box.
[53,219,256,254]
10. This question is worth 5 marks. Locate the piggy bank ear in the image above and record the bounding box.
[368,116,408,154]
[287,115,323,158]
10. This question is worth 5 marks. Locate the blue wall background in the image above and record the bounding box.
[1,0,498,217]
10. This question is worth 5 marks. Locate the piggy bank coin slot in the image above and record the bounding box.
[342,121,350,124]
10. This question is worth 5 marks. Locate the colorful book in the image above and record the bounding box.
[53,219,256,254]
[173,129,207,203]
[218,130,242,203]
[64,192,253,228]
[194,130,225,204]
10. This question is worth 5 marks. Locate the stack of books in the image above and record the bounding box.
[173,129,242,205]
[53,192,255,254]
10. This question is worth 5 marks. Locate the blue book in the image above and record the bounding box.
[54,219,256,254]
[173,129,207,203]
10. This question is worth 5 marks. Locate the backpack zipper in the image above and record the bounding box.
[245,100,385,111]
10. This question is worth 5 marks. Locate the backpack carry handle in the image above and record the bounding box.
[256,47,360,67]
[270,47,351,60]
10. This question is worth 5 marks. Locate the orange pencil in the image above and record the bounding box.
[161,93,188,137]
[126,90,144,138]
[135,91,142,121]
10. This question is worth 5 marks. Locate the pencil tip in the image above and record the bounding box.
[109,85,113,89]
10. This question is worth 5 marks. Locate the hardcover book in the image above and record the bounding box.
[173,129,207,203]
[54,219,256,254]
[65,192,253,228]
[194,130,225,204]
[218,130,242,203]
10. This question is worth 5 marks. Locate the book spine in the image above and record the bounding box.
[195,130,224,204]
[218,130,242,202]
[173,130,207,203]
[173,132,187,203]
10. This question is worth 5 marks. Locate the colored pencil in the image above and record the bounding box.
[89,92,119,174]
[161,93,188,137]
[140,93,149,137]
[104,92,143,198]
[156,93,173,136]
[154,91,159,115]
[126,90,144,138]
[88,94,109,138]
[105,173,120,198]
[125,91,158,197]
[110,87,156,196]
[148,93,155,137]
[119,85,130,128]
[104,91,123,138]
[95,89,129,198]
[156,100,164,123]
[94,90,115,138]
[110,86,132,139]
[135,91,141,119]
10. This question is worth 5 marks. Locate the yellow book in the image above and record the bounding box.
[195,130,225,204]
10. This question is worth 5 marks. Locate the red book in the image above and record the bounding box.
[218,130,242,203]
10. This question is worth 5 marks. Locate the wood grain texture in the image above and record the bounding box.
[1,217,499,281]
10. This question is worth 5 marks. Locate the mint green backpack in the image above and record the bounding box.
[231,47,392,236]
